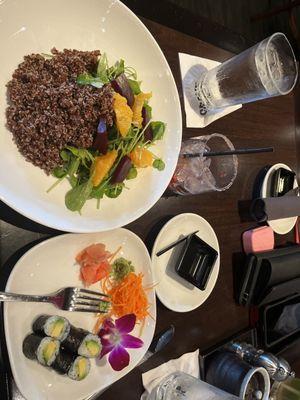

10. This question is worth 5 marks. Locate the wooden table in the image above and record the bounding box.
[1,16,300,400]
[100,18,300,399]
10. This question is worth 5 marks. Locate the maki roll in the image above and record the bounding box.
[62,326,101,358]
[52,351,90,380]
[51,350,76,375]
[68,356,90,381]
[32,315,70,341]
[23,334,60,366]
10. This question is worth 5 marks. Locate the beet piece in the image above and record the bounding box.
[111,156,132,183]
[142,106,153,142]
[111,73,134,107]
[93,119,108,154]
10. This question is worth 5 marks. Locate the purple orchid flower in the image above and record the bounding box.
[98,313,143,371]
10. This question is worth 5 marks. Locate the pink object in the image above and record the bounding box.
[243,226,274,254]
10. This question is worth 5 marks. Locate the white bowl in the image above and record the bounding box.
[0,0,182,232]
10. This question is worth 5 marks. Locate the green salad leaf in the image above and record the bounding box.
[126,166,137,180]
[77,73,104,88]
[96,54,110,83]
[52,166,67,179]
[153,158,165,171]
[105,183,124,198]
[128,78,141,95]
[65,178,93,212]
[151,121,166,141]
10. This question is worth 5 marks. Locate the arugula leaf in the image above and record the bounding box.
[108,59,125,80]
[96,54,110,84]
[77,73,104,88]
[151,121,165,141]
[65,178,93,212]
[105,183,124,198]
[60,149,70,162]
[124,66,138,80]
[52,166,67,178]
[126,166,137,180]
[90,180,108,200]
[65,147,94,164]
[153,158,165,171]
[128,79,141,95]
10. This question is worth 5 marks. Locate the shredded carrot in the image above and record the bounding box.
[94,271,152,334]
[108,272,150,322]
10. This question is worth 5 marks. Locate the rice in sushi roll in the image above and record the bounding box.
[68,356,91,381]
[32,315,70,341]
[62,326,101,358]
[23,334,60,366]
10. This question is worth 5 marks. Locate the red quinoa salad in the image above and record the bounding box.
[6,49,166,212]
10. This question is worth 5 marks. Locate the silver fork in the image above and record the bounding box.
[0,287,110,313]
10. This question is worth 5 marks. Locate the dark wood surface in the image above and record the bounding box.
[100,18,300,399]
[1,16,300,400]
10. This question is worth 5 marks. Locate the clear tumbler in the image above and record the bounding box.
[194,33,298,113]
[168,133,238,195]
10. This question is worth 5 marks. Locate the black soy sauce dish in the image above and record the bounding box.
[175,234,218,291]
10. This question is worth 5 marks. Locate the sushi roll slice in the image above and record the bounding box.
[62,326,101,358]
[23,334,60,366]
[51,350,76,375]
[67,356,91,381]
[32,315,70,341]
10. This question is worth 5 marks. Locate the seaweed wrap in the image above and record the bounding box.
[51,350,76,375]
[32,315,70,341]
[62,326,101,358]
[23,334,60,366]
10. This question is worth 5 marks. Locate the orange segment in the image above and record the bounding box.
[92,150,118,187]
[132,92,152,128]
[129,146,153,168]
[113,93,133,137]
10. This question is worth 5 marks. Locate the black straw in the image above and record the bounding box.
[156,230,199,257]
[182,147,274,158]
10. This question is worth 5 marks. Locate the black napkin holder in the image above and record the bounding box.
[236,245,300,351]
[237,245,300,307]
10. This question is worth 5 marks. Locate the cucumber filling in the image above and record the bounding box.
[50,319,65,338]
[86,340,100,357]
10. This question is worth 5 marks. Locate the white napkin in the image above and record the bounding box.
[178,52,242,127]
[140,349,200,399]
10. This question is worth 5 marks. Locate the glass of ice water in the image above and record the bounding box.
[147,372,239,400]
[194,32,298,114]
[168,133,238,195]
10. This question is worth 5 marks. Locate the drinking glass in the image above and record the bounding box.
[194,32,298,113]
[147,372,239,400]
[168,133,238,195]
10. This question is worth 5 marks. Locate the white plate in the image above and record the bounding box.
[0,0,182,232]
[4,230,156,400]
[151,213,220,312]
[261,163,298,235]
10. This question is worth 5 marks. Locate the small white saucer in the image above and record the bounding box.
[151,213,220,312]
[261,163,298,235]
